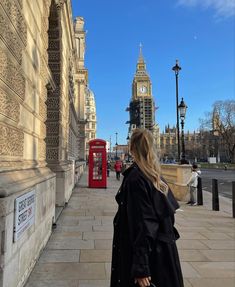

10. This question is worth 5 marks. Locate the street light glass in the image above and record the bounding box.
[178,97,187,120]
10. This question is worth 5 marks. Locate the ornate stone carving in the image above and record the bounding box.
[48,62,60,72]
[41,27,49,50]
[48,39,60,51]
[49,19,59,29]
[17,0,23,9]
[39,98,47,120]
[77,79,86,85]
[42,51,48,66]
[45,135,59,147]
[0,49,25,100]
[41,84,48,100]
[40,122,46,139]
[40,60,49,86]
[38,139,46,159]
[46,122,59,135]
[48,29,60,40]
[46,97,59,110]
[0,124,23,157]
[0,88,19,122]
[0,0,27,46]
[51,73,60,85]
[43,0,51,17]
[47,111,59,121]
[41,11,49,49]
[50,87,60,97]
[42,16,49,32]
[46,148,58,160]
[55,0,67,9]
[48,50,60,62]
[0,13,22,64]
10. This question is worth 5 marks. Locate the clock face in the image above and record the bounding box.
[139,85,147,94]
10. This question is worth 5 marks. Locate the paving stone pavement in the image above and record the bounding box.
[25,171,235,287]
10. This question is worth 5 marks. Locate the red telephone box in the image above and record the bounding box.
[88,139,107,188]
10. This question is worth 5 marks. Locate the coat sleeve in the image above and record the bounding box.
[126,177,159,278]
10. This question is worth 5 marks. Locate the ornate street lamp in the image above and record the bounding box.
[115,132,118,160]
[178,97,187,163]
[172,60,181,162]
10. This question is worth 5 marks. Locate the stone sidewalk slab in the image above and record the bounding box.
[25,170,235,287]
[28,262,107,280]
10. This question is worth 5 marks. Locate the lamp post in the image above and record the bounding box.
[126,134,130,162]
[115,132,118,160]
[172,60,181,162]
[109,136,112,160]
[178,97,187,164]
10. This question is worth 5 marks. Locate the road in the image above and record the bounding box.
[200,168,235,199]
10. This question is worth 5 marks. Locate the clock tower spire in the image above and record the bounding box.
[138,43,144,62]
[134,43,148,80]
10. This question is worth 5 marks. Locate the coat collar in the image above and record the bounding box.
[122,162,138,177]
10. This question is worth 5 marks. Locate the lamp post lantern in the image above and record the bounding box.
[178,97,187,163]
[172,60,181,162]
[115,132,118,160]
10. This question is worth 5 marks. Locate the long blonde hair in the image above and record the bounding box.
[130,128,168,194]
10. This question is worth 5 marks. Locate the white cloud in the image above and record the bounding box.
[177,0,235,18]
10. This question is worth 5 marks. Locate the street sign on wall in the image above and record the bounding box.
[14,190,36,242]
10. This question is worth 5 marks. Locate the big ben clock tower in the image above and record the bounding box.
[132,44,152,101]
[127,45,160,147]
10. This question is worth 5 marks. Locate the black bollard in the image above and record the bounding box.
[197,177,203,205]
[232,182,235,218]
[212,179,219,211]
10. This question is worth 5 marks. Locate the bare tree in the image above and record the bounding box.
[200,100,235,163]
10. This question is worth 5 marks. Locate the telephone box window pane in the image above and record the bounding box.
[93,152,102,180]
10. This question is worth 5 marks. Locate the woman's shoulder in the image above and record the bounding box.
[123,163,140,178]
[123,163,150,185]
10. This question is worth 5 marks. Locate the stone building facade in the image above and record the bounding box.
[160,123,231,163]
[160,125,178,161]
[0,1,87,286]
[160,125,202,162]
[74,16,88,161]
[85,87,97,159]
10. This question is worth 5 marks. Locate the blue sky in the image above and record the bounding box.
[71,0,235,145]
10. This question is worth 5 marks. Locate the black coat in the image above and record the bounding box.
[110,164,184,287]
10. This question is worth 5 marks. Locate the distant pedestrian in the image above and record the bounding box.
[186,164,201,206]
[107,161,111,177]
[110,128,184,287]
[114,160,122,180]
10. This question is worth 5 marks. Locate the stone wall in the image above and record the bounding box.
[0,169,55,287]
[0,1,57,286]
[0,0,86,286]
[74,17,88,161]
[161,164,191,200]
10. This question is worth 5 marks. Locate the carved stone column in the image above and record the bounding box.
[45,0,78,207]
[0,0,26,170]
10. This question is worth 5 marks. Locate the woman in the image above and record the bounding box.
[110,129,184,287]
